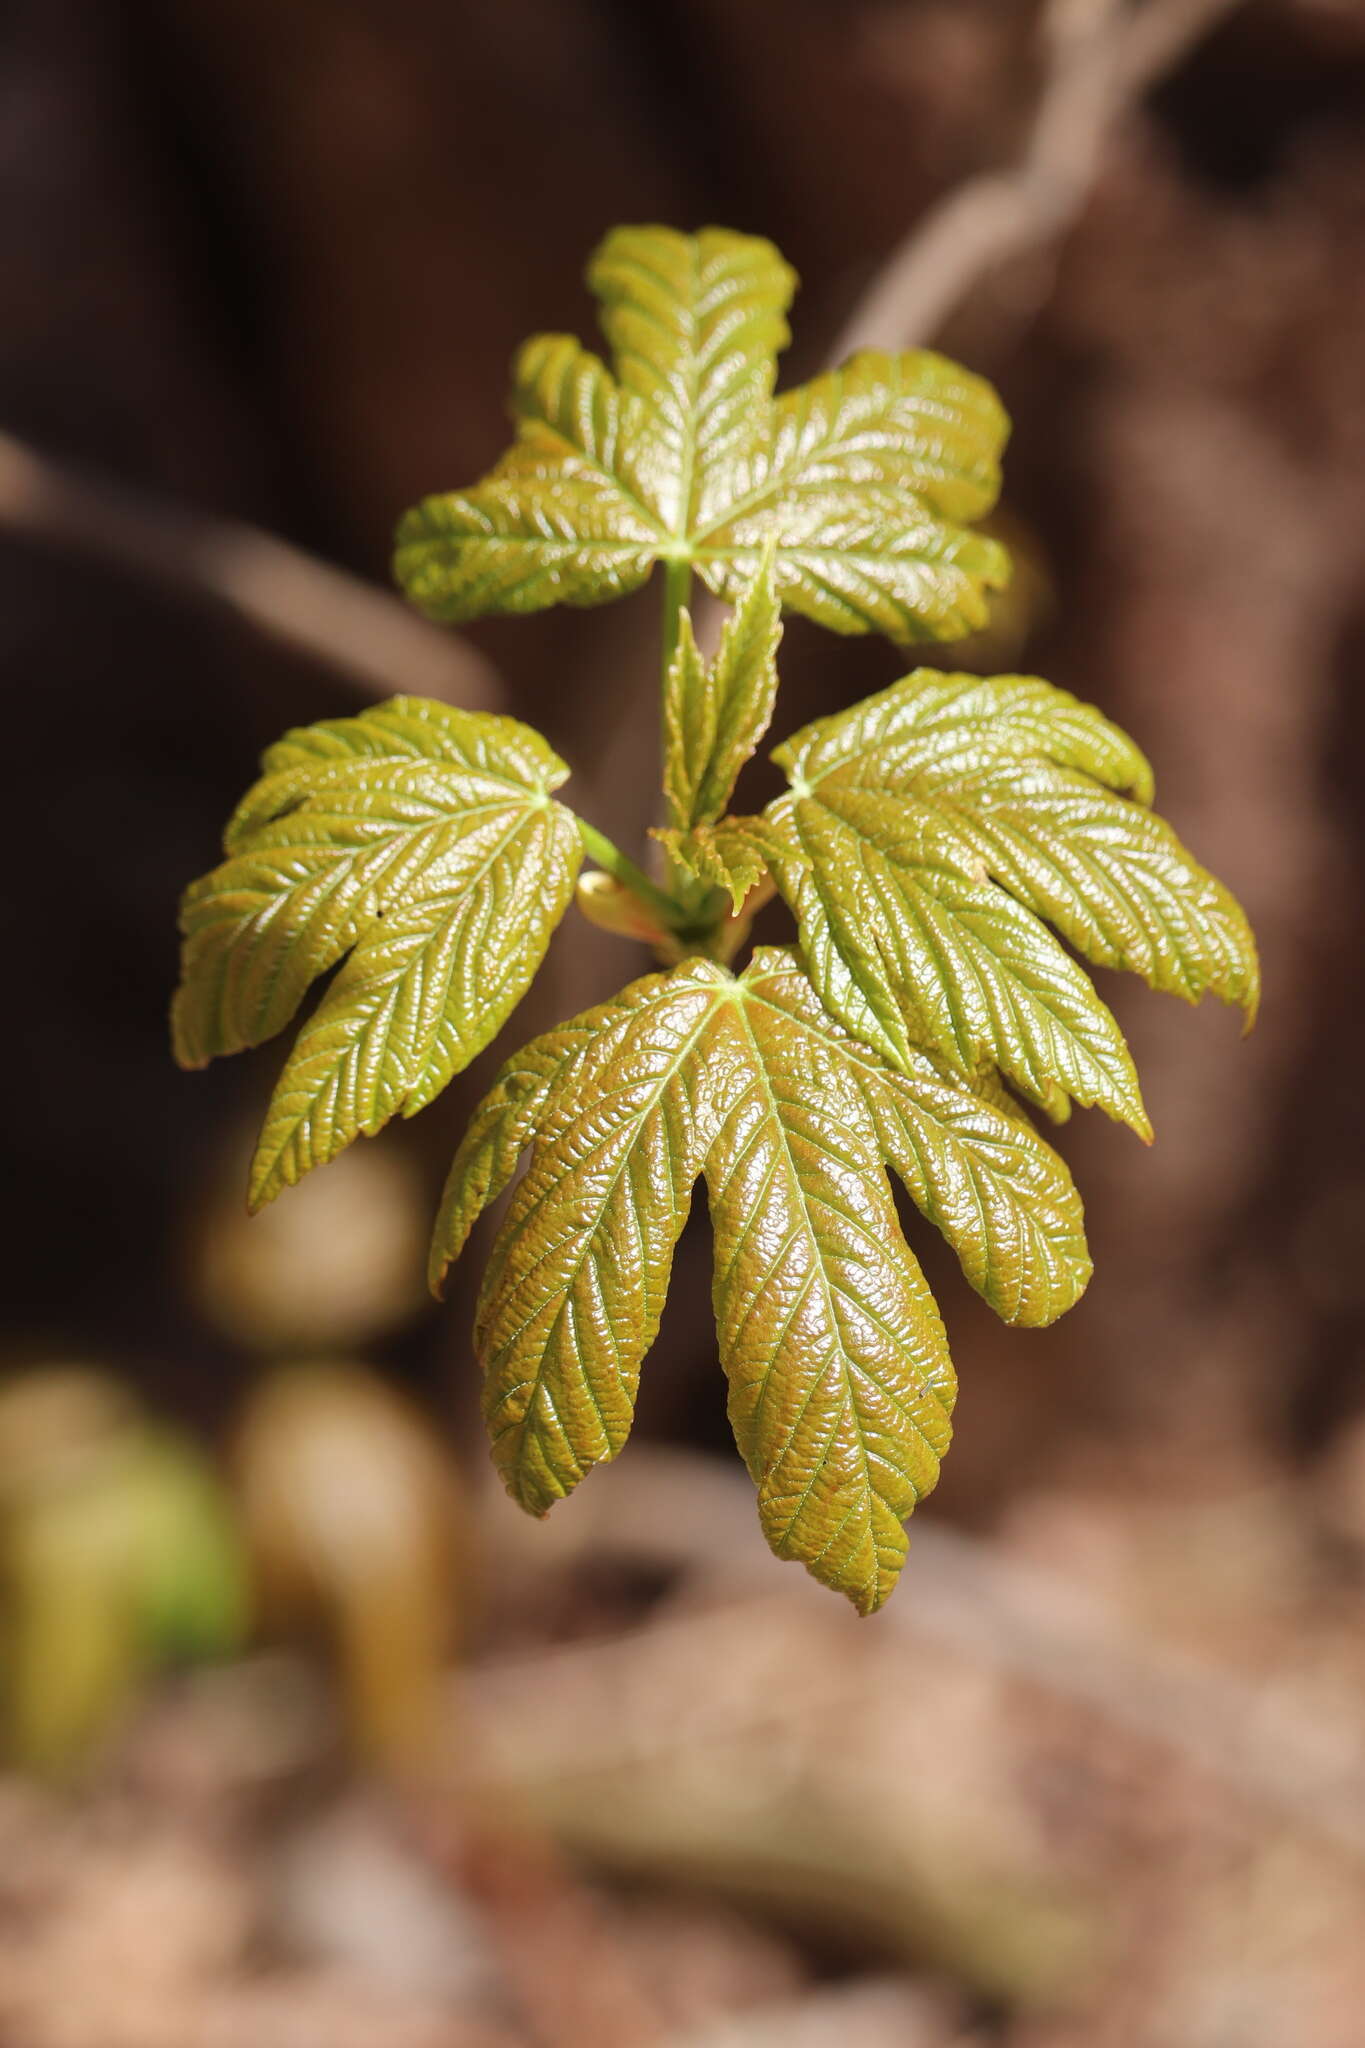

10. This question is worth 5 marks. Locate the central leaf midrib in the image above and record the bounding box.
[725,990,891,1580]
[484,988,724,1471]
[254,802,562,1197]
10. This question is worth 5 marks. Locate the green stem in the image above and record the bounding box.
[576,818,684,928]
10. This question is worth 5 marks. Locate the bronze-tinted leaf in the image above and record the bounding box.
[435,951,1085,1611]
[396,228,1009,647]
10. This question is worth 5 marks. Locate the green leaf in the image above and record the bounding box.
[434,951,1090,1612]
[392,336,664,621]
[172,697,581,1208]
[765,781,1149,1132]
[927,766,1259,1020]
[471,968,722,1522]
[663,548,782,830]
[705,966,955,1614]
[765,667,1260,1133]
[741,952,1089,1329]
[774,667,1156,803]
[428,1017,598,1289]
[653,815,789,914]
[588,225,796,537]
[696,350,1011,641]
[395,226,1010,646]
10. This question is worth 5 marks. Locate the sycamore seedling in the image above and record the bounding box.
[173,226,1257,1614]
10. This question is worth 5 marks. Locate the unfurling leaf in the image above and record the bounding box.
[653,816,789,915]
[172,697,582,1209]
[395,225,1010,645]
[763,671,1259,1132]
[664,549,782,831]
[432,949,1089,1613]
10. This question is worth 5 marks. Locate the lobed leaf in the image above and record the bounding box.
[588,225,796,536]
[764,670,1259,1131]
[653,815,789,915]
[929,766,1260,1021]
[694,350,1011,641]
[172,697,581,1208]
[742,952,1090,1328]
[396,227,1010,646]
[765,783,1147,1131]
[392,335,662,622]
[704,967,955,1613]
[435,951,1091,1611]
[773,667,1155,803]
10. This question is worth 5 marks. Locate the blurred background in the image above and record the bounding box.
[3,0,1365,2042]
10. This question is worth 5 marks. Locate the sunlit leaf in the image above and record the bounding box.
[396,226,1009,645]
[588,226,796,536]
[763,670,1258,1132]
[470,969,720,1524]
[742,952,1089,1328]
[653,815,789,914]
[172,697,581,1208]
[663,548,782,831]
[433,951,1090,1611]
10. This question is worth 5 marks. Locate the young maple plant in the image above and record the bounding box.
[173,226,1258,1614]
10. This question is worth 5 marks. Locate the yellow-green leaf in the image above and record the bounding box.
[663,549,782,831]
[927,765,1259,1020]
[705,964,954,1614]
[172,697,581,1208]
[766,782,1148,1132]
[774,667,1155,803]
[393,336,663,622]
[588,225,796,537]
[741,951,1089,1328]
[435,951,1086,1611]
[473,969,722,1519]
[396,227,1009,647]
[653,815,788,915]
[695,349,1011,641]
[764,670,1256,1128]
[429,1016,599,1290]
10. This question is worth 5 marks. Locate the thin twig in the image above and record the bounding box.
[0,427,500,709]
[831,0,1247,359]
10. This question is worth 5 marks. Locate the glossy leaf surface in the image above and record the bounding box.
[663,550,782,831]
[395,226,1010,645]
[653,816,788,914]
[764,671,1259,1131]
[433,949,1089,1611]
[172,697,581,1208]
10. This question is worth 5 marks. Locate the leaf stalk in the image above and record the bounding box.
[575,817,687,929]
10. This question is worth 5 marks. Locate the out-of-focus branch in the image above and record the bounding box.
[0,427,501,709]
[831,0,1247,358]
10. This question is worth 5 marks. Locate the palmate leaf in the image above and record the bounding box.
[395,225,1010,645]
[172,697,581,1209]
[431,948,1089,1613]
[762,671,1260,1133]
